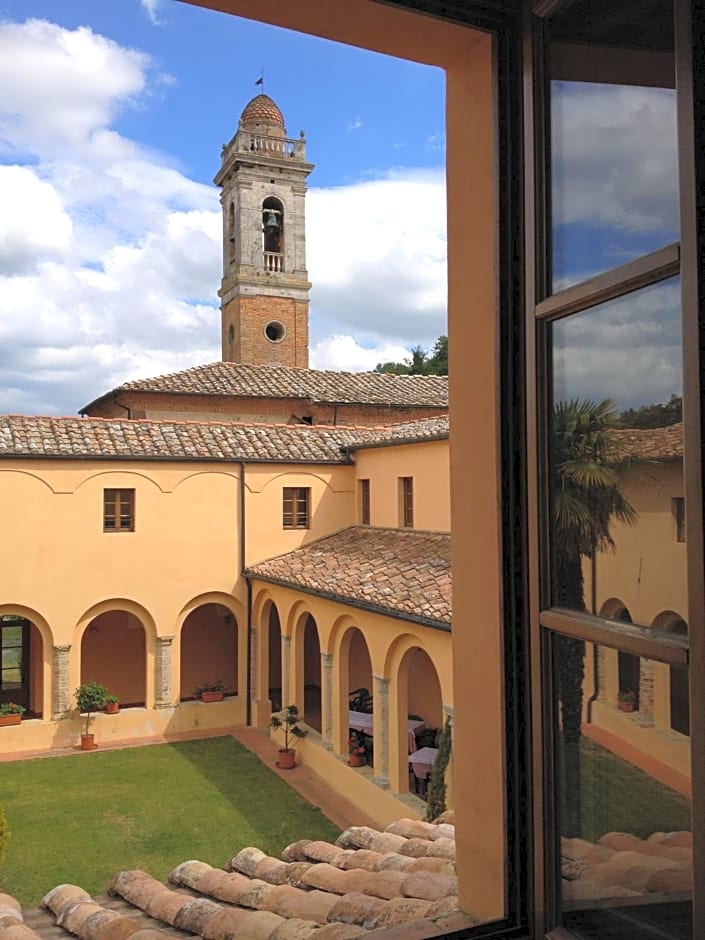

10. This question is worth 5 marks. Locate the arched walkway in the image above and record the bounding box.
[653,611,690,736]
[343,626,374,761]
[267,602,282,713]
[180,603,238,700]
[390,641,444,795]
[613,606,640,711]
[81,610,146,707]
[0,613,45,718]
[293,613,321,732]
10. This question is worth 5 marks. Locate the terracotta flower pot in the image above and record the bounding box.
[105,702,119,715]
[0,713,22,727]
[81,733,96,751]
[348,751,366,767]
[277,748,296,770]
[618,701,635,713]
[201,691,225,703]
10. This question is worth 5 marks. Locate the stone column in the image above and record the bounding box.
[373,675,390,787]
[52,644,71,717]
[281,636,292,708]
[321,653,333,748]
[250,627,258,700]
[638,659,655,725]
[155,636,174,707]
[597,646,607,700]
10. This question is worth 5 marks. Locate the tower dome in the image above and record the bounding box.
[239,94,286,137]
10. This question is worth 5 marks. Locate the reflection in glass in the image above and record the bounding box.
[553,639,692,937]
[548,0,677,291]
[549,278,684,624]
[551,81,678,289]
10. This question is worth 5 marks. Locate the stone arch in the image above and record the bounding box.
[0,604,52,719]
[332,621,374,761]
[74,599,157,709]
[179,602,239,701]
[385,634,445,794]
[291,609,321,732]
[599,602,641,712]
[652,610,689,735]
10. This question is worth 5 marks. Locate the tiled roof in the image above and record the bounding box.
[80,363,449,413]
[612,423,683,460]
[248,527,452,628]
[344,416,449,451]
[9,816,692,939]
[240,94,285,129]
[0,416,375,464]
[12,812,473,940]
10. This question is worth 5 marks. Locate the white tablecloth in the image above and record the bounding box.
[349,711,425,753]
[408,746,439,780]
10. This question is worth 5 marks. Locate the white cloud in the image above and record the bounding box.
[311,335,412,372]
[0,166,73,274]
[552,83,678,234]
[346,117,362,131]
[139,1,162,26]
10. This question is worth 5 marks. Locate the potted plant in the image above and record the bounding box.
[270,704,307,769]
[0,703,25,727]
[75,680,107,749]
[348,732,367,767]
[194,679,226,703]
[618,689,636,713]
[104,693,120,715]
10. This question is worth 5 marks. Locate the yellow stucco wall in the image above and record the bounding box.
[354,440,450,531]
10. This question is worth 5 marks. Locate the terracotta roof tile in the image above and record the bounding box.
[247,527,451,627]
[240,94,286,129]
[344,417,449,451]
[80,363,448,413]
[612,422,683,460]
[0,416,376,464]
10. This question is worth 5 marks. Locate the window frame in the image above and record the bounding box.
[103,488,135,533]
[359,478,371,525]
[525,1,705,935]
[399,476,414,528]
[282,486,311,530]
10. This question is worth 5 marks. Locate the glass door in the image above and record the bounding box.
[0,616,29,711]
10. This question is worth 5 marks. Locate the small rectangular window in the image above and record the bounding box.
[673,496,686,542]
[283,487,310,529]
[103,489,135,532]
[399,477,413,528]
[359,479,370,525]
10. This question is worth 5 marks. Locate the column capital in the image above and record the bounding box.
[54,643,71,653]
[157,635,174,647]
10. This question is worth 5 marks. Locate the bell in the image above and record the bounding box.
[264,211,280,230]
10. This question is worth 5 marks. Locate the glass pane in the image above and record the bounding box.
[552,636,692,937]
[549,1,677,290]
[1,625,22,647]
[2,648,21,670]
[549,278,684,628]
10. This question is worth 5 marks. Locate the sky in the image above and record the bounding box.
[0,0,684,417]
[0,0,447,415]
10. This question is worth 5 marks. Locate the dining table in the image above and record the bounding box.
[408,746,439,781]
[348,710,425,753]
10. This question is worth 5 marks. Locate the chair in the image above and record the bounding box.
[350,688,373,712]
[415,727,439,749]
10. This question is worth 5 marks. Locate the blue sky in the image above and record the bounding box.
[0,0,447,414]
[0,0,684,415]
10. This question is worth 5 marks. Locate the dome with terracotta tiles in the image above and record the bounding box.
[239,93,286,136]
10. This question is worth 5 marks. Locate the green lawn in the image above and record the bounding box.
[0,736,340,907]
[572,737,691,842]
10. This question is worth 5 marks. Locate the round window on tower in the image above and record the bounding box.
[264,320,286,343]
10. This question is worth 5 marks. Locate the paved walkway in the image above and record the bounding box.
[0,724,380,832]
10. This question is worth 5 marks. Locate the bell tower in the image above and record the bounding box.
[215,94,314,367]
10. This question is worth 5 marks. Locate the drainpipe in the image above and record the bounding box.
[586,552,599,723]
[238,462,252,726]
[113,397,132,419]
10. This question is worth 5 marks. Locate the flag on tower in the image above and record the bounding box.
[255,76,263,85]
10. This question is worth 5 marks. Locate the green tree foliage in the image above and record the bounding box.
[619,394,682,429]
[552,399,637,838]
[425,715,452,822]
[374,335,448,376]
[0,802,9,868]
